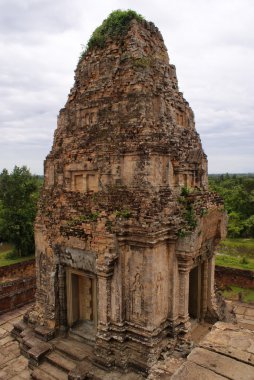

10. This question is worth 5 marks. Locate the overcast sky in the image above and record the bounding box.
[1,0,253,174]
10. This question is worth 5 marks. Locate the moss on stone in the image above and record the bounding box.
[132,56,153,69]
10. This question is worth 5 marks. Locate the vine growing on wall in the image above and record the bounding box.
[177,187,199,237]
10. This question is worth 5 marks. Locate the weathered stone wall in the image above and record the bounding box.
[0,277,35,314]
[0,259,35,281]
[119,243,170,328]
[30,16,227,372]
[215,266,254,289]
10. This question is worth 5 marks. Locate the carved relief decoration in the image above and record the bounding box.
[156,272,163,310]
[131,273,143,321]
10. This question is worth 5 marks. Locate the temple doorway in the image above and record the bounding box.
[188,265,201,320]
[66,268,97,341]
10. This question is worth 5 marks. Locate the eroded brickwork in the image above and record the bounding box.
[0,260,36,315]
[30,18,226,373]
[0,259,35,282]
[0,278,35,315]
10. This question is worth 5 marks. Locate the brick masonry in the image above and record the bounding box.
[0,260,36,315]
[215,265,254,290]
[0,259,35,281]
[0,277,36,315]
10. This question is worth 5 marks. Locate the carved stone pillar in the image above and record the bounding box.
[196,264,201,321]
[169,260,179,328]
[178,269,189,322]
[97,272,110,330]
[58,264,67,332]
[176,253,192,329]
[95,262,117,369]
[96,260,116,332]
[207,256,216,309]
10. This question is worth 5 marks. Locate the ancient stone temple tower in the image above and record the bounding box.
[32,11,226,373]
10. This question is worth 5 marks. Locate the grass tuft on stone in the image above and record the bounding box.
[79,10,144,61]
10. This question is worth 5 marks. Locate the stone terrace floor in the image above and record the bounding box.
[233,301,254,330]
[0,304,33,380]
[0,302,254,379]
[171,321,254,380]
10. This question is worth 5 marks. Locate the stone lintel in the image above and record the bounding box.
[61,247,96,273]
[117,230,174,247]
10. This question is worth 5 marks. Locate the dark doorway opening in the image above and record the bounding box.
[189,265,201,320]
[67,269,96,341]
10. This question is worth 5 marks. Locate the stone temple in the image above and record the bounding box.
[16,12,227,377]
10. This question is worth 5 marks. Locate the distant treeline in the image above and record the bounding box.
[209,173,254,178]
[209,174,254,238]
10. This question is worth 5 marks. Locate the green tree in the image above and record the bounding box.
[244,215,254,237]
[227,211,244,238]
[209,174,254,238]
[0,166,40,256]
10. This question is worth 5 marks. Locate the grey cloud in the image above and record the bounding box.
[0,0,253,174]
[0,140,52,175]
[0,0,82,35]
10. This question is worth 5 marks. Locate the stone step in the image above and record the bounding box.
[21,327,34,338]
[46,351,77,373]
[69,360,145,380]
[32,362,68,380]
[13,319,27,332]
[11,319,29,341]
[68,322,96,346]
[68,361,95,380]
[23,334,48,349]
[69,328,95,346]
[35,325,55,341]
[28,341,52,369]
[53,338,93,361]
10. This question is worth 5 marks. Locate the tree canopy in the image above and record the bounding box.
[209,174,254,238]
[0,166,41,256]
